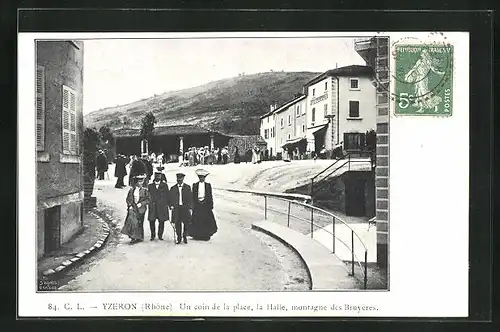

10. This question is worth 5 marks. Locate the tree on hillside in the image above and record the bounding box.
[98,125,115,161]
[122,116,131,126]
[99,125,115,146]
[140,111,157,153]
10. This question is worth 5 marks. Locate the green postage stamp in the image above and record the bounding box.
[395,44,453,116]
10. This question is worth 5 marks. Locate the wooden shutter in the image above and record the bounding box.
[70,91,77,154]
[36,66,45,151]
[62,85,77,154]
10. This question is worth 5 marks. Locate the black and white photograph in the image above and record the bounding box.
[34,36,390,292]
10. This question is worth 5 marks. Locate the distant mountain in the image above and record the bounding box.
[83,71,321,135]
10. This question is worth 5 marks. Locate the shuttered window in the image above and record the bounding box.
[62,85,78,155]
[36,66,45,151]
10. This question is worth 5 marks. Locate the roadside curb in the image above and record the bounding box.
[252,221,358,290]
[215,186,311,203]
[41,208,116,279]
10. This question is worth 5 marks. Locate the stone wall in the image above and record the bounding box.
[228,135,267,162]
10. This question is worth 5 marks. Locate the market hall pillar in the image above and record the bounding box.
[179,136,184,156]
[210,134,215,151]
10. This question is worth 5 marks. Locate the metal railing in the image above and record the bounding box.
[310,152,373,202]
[263,194,368,289]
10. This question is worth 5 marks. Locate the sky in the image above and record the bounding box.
[83,37,366,114]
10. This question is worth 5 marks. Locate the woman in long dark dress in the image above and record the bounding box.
[234,146,241,164]
[121,174,149,243]
[190,169,218,241]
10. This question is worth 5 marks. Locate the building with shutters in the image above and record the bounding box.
[355,37,390,268]
[259,103,278,159]
[273,95,307,160]
[303,65,377,156]
[36,40,84,259]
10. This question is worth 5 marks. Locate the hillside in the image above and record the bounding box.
[83,71,320,135]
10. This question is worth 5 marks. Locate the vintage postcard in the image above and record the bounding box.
[18,31,469,317]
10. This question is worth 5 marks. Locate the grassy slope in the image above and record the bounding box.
[84,71,320,135]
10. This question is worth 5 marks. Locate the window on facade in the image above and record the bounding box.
[288,114,291,126]
[302,124,305,133]
[267,117,269,123]
[344,132,366,151]
[312,88,315,97]
[312,108,316,122]
[62,85,78,155]
[350,78,359,89]
[296,105,300,116]
[325,81,328,90]
[264,129,269,139]
[36,66,45,151]
[324,103,328,116]
[288,134,291,140]
[349,101,360,118]
[280,117,284,128]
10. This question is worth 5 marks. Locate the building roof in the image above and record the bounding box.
[304,65,374,88]
[113,124,214,138]
[259,94,306,119]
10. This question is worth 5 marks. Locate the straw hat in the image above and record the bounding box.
[195,169,210,177]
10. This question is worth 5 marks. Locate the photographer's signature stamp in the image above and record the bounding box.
[38,278,60,291]
[394,43,453,116]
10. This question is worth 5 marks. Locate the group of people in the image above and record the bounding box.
[180,146,231,167]
[120,160,218,245]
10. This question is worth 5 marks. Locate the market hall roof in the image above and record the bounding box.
[113,124,217,138]
[303,65,374,88]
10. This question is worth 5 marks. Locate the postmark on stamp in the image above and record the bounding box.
[394,43,453,116]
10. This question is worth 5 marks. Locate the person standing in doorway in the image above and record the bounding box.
[169,173,192,244]
[147,172,170,241]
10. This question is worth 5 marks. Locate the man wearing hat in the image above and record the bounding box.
[169,172,193,244]
[96,150,108,180]
[190,169,218,241]
[147,171,170,241]
[114,154,128,188]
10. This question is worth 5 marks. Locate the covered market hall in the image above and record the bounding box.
[113,125,232,161]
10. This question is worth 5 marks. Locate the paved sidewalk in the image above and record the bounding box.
[37,209,111,283]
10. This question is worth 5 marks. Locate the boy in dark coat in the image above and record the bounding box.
[96,150,108,180]
[114,154,128,188]
[141,153,154,184]
[147,172,170,241]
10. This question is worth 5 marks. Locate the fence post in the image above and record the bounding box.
[332,216,336,254]
[351,230,355,276]
[364,250,368,290]
[264,196,267,220]
[287,201,291,227]
[310,178,314,205]
[310,208,314,238]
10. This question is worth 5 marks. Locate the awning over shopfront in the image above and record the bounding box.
[306,124,328,139]
[281,136,307,148]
